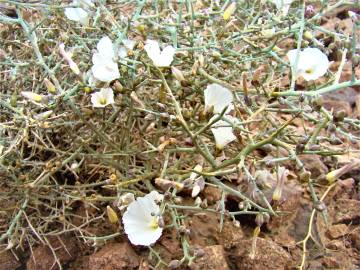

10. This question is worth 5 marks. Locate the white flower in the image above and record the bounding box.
[90,88,114,108]
[270,0,294,15]
[144,40,175,67]
[122,191,163,246]
[91,36,120,82]
[210,115,237,149]
[287,48,330,81]
[204,83,233,114]
[64,0,94,25]
[118,39,136,58]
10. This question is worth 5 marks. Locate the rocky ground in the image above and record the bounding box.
[1,2,360,270]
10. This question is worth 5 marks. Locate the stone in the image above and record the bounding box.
[349,228,360,250]
[190,245,229,270]
[227,238,291,270]
[323,87,359,107]
[0,250,21,270]
[27,236,79,270]
[333,199,360,224]
[322,99,352,116]
[88,242,139,270]
[203,186,222,205]
[322,256,340,269]
[299,155,328,178]
[326,224,348,239]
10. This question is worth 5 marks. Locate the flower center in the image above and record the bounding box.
[305,68,313,74]
[99,97,107,105]
[149,217,159,230]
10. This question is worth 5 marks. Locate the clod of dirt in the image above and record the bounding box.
[227,238,291,270]
[0,250,21,270]
[322,99,352,116]
[323,87,359,107]
[203,186,222,205]
[267,180,303,231]
[189,245,229,270]
[299,155,328,178]
[187,213,244,247]
[326,224,348,239]
[322,256,341,269]
[349,228,360,250]
[27,236,79,270]
[88,242,140,270]
[332,199,360,224]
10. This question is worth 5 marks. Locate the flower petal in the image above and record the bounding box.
[271,0,294,15]
[144,40,161,62]
[96,36,115,60]
[118,47,128,58]
[157,45,175,67]
[100,88,115,104]
[90,92,104,108]
[125,225,162,246]
[287,48,329,81]
[123,39,136,50]
[91,62,120,82]
[204,83,233,114]
[210,116,237,149]
[64,8,89,25]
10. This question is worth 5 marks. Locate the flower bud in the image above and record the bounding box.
[223,2,236,21]
[10,93,17,107]
[194,248,205,258]
[21,91,43,103]
[303,31,313,40]
[198,54,205,67]
[299,170,311,182]
[261,28,275,38]
[44,78,56,94]
[333,110,346,122]
[106,206,119,224]
[155,178,184,190]
[33,110,53,120]
[69,62,80,75]
[168,260,181,269]
[113,81,123,92]
[171,66,185,82]
[200,198,208,208]
[326,161,360,183]
[212,51,221,58]
[255,213,264,227]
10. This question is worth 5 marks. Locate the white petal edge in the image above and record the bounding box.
[210,116,237,149]
[91,62,120,82]
[204,83,233,114]
[64,8,89,25]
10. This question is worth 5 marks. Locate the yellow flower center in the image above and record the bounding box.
[99,97,107,105]
[305,68,313,74]
[149,217,159,230]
